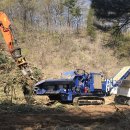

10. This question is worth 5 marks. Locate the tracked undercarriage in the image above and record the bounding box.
[73,96,105,106]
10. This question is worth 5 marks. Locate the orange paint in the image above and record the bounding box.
[0,12,14,52]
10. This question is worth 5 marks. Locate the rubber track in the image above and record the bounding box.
[73,96,105,106]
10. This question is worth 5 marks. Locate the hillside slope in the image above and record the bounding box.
[0,0,129,78]
[19,29,126,78]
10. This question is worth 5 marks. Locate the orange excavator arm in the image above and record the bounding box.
[0,12,36,81]
[0,12,14,52]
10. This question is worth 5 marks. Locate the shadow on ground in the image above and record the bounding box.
[0,102,130,130]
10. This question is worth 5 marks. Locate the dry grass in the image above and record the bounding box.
[18,29,122,79]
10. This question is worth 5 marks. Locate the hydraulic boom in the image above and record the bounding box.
[0,12,34,79]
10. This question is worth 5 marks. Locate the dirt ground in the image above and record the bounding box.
[0,103,130,130]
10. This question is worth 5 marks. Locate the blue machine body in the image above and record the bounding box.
[34,67,130,102]
[34,70,109,102]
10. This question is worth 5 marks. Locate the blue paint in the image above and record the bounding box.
[34,68,130,102]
